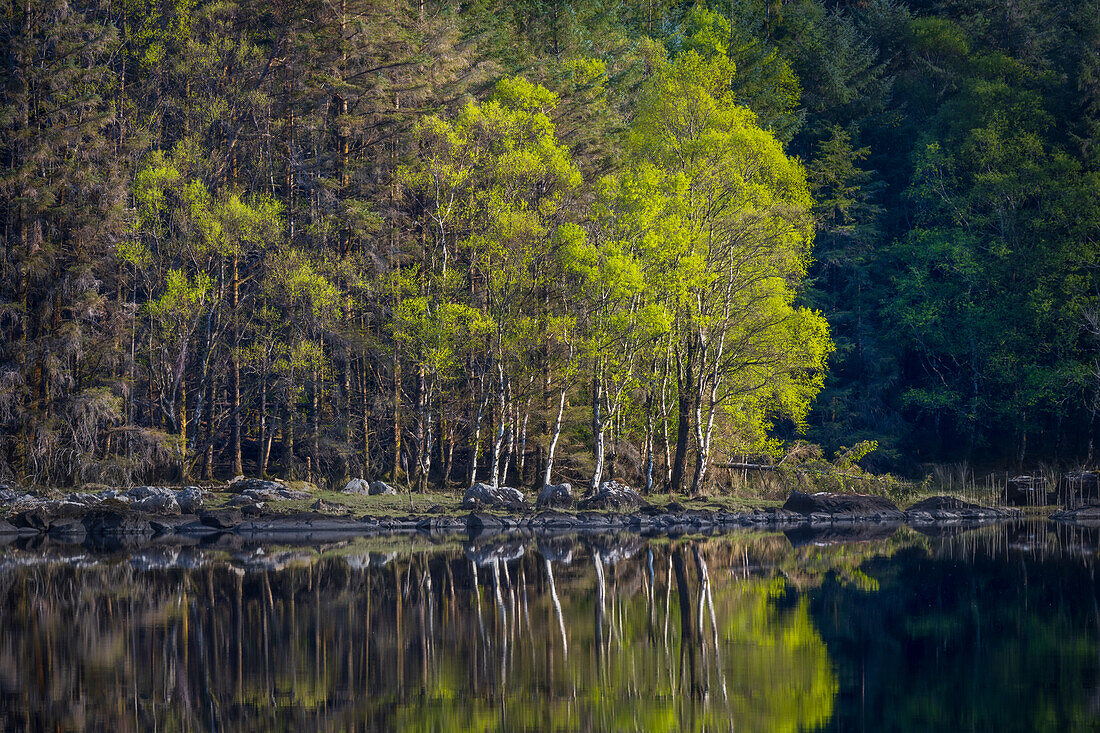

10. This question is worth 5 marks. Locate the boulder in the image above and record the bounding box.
[228,476,313,496]
[127,485,177,500]
[175,486,204,514]
[83,510,155,536]
[48,519,87,543]
[369,480,397,496]
[1059,471,1100,507]
[461,482,526,510]
[905,495,1018,521]
[1003,475,1053,506]
[131,493,181,515]
[0,518,18,535]
[10,510,50,531]
[230,483,311,502]
[342,478,371,495]
[577,480,646,511]
[782,490,904,521]
[1052,504,1100,523]
[200,509,242,529]
[536,483,574,509]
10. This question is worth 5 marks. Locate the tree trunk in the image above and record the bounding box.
[590,366,605,493]
[668,338,695,496]
[543,387,567,487]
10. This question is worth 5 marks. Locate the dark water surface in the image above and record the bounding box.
[1,521,1099,731]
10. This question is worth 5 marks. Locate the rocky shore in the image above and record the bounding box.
[0,480,1028,549]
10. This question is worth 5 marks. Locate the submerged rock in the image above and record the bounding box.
[577,480,646,511]
[461,483,526,510]
[536,483,574,509]
[783,490,904,521]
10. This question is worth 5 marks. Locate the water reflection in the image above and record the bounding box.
[0,522,1097,731]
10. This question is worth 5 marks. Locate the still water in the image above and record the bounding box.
[1,521,1098,731]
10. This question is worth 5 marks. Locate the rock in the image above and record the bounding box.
[369,480,397,496]
[1004,475,1053,506]
[536,483,574,509]
[10,510,49,531]
[577,480,646,511]
[200,509,242,529]
[1059,471,1100,506]
[127,485,177,500]
[64,492,100,506]
[228,493,261,507]
[47,519,87,543]
[461,483,526,510]
[176,486,204,514]
[227,476,310,496]
[131,493,181,515]
[342,478,371,494]
[83,510,155,536]
[0,519,18,534]
[783,490,904,521]
[905,495,1018,521]
[240,503,264,517]
[231,485,311,502]
[1052,504,1100,523]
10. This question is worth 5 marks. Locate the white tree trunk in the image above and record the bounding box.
[543,387,567,487]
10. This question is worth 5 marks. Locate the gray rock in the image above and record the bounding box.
[228,476,309,496]
[83,510,155,536]
[200,509,242,529]
[1004,475,1053,506]
[127,485,177,500]
[537,483,574,509]
[905,495,1017,521]
[369,480,397,496]
[462,482,526,509]
[342,478,371,495]
[577,480,646,511]
[176,486,204,514]
[132,493,182,515]
[783,490,905,521]
[48,519,87,543]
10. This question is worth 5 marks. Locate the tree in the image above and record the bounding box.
[625,48,832,494]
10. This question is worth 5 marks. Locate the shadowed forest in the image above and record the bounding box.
[2,0,1098,491]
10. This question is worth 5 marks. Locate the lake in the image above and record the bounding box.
[1,520,1098,731]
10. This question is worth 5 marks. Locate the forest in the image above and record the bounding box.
[1,0,1098,492]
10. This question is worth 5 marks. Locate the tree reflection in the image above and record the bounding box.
[6,524,1094,731]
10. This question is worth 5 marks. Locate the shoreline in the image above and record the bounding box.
[0,498,1044,550]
